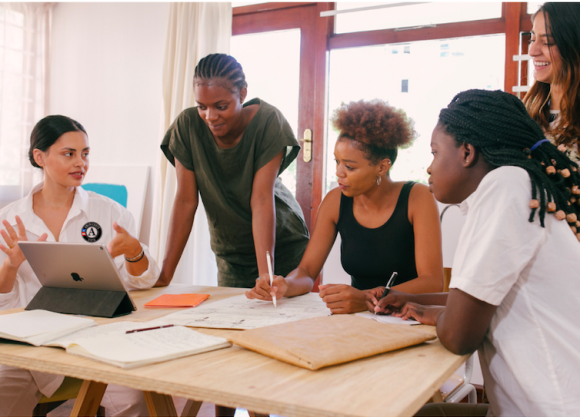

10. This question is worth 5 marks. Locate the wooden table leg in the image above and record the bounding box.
[70,380,108,417]
[180,399,202,417]
[430,390,444,403]
[144,391,178,417]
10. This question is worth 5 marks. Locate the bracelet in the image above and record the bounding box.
[125,248,145,263]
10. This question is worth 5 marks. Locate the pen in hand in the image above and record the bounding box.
[266,251,277,308]
[375,272,398,314]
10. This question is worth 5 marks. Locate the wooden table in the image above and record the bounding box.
[0,286,466,417]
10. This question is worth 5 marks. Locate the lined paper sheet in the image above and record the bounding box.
[355,312,420,325]
[157,293,331,330]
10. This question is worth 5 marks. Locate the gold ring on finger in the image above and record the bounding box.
[8,244,14,249]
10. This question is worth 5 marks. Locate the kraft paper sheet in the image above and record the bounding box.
[227,315,436,370]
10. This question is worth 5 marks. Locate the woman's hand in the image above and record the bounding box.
[245,274,288,301]
[364,286,386,312]
[373,289,411,314]
[107,222,141,259]
[0,216,47,268]
[318,284,367,314]
[391,302,445,326]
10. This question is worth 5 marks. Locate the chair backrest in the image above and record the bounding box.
[82,183,128,207]
[438,202,466,291]
[81,166,150,236]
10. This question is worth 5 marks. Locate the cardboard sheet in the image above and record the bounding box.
[227,315,436,370]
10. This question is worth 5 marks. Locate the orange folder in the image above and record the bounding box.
[144,294,210,308]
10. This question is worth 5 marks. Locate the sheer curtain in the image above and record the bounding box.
[150,3,231,285]
[0,3,52,207]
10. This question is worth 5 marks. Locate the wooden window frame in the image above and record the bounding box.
[233,2,534,227]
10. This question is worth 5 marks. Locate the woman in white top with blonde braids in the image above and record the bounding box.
[0,115,159,417]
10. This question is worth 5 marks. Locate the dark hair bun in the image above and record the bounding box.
[29,115,86,168]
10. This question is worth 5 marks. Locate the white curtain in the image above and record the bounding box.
[150,3,231,285]
[0,3,52,206]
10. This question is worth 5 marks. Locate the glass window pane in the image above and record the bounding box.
[6,25,23,50]
[230,29,301,196]
[527,2,542,15]
[335,2,502,34]
[5,48,23,73]
[5,9,23,26]
[326,35,505,191]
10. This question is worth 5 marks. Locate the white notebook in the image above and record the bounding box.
[63,324,231,369]
[0,310,96,346]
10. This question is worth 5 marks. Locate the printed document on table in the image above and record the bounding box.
[355,312,420,325]
[157,293,331,329]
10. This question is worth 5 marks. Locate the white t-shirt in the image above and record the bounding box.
[0,183,160,310]
[450,166,580,417]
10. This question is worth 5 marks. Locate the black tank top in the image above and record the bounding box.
[337,181,418,290]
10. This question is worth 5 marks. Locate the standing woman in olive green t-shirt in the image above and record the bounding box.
[157,53,309,290]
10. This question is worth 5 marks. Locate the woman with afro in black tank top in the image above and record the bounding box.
[247,99,443,314]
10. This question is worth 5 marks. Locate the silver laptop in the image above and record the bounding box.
[19,242,136,315]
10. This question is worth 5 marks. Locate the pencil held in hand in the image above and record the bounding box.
[266,251,276,308]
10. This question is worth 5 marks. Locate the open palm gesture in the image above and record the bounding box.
[0,216,48,268]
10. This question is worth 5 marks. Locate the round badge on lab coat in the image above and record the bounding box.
[81,222,102,242]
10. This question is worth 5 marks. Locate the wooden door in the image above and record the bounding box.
[233,3,332,230]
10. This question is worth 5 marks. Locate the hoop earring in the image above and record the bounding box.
[376,175,382,186]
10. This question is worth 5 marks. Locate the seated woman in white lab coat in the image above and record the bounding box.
[0,115,160,417]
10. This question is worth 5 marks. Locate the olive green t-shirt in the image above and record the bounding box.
[161,98,309,287]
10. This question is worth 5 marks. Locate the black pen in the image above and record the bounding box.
[126,324,174,334]
[380,272,398,300]
[375,272,398,315]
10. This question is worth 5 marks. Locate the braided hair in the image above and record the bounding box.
[193,54,247,93]
[439,89,580,237]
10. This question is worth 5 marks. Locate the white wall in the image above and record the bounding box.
[49,2,170,244]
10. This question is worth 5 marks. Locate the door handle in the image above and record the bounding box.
[299,129,312,163]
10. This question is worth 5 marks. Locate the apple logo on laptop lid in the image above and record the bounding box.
[71,273,84,282]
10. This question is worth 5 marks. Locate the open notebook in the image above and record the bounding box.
[60,323,231,369]
[0,310,230,368]
[0,310,96,346]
